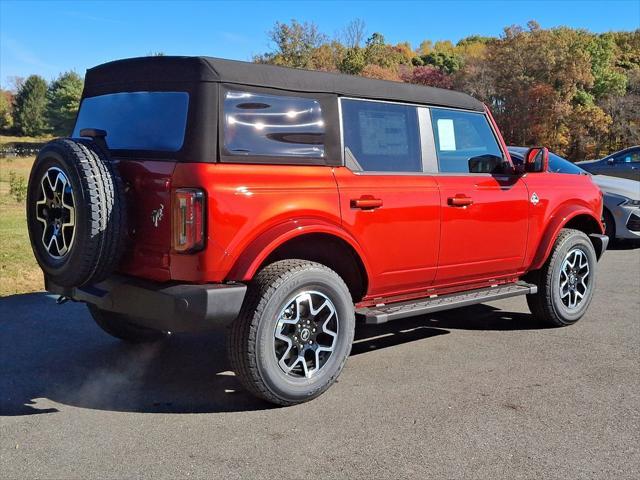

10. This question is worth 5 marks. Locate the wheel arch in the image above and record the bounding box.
[530,209,604,271]
[226,221,370,302]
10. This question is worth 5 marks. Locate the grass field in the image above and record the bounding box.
[0,135,53,296]
[0,153,42,296]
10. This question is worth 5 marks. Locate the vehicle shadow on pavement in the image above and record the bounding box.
[0,292,548,416]
[608,239,640,251]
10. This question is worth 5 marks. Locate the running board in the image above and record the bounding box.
[356,282,537,325]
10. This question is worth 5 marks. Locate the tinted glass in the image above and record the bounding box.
[341,99,421,172]
[510,149,587,175]
[548,153,587,174]
[223,91,324,158]
[73,91,189,151]
[613,149,640,163]
[430,108,503,173]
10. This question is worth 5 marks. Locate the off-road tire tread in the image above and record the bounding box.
[526,228,593,327]
[228,259,353,406]
[76,138,127,283]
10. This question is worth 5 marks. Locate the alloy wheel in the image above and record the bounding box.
[273,291,339,379]
[559,247,590,310]
[34,167,76,259]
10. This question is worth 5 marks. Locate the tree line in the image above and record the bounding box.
[1,72,83,137]
[2,20,638,161]
[256,20,640,161]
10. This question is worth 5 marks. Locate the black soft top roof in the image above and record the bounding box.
[84,56,484,112]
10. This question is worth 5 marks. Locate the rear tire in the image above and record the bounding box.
[228,260,355,406]
[88,304,167,344]
[526,229,597,327]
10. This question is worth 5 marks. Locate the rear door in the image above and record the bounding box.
[427,107,529,286]
[334,99,440,299]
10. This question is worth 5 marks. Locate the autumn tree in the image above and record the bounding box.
[0,90,14,131]
[402,66,453,89]
[342,18,366,49]
[256,20,327,68]
[255,19,638,160]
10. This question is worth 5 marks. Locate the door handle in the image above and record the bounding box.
[447,195,473,207]
[351,197,383,210]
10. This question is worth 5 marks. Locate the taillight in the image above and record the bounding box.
[172,188,205,253]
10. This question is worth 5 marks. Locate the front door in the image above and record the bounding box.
[428,107,529,286]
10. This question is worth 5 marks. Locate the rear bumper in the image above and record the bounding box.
[46,275,247,332]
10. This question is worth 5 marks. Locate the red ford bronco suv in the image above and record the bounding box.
[27,56,608,406]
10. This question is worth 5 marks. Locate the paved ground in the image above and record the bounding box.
[1,245,639,479]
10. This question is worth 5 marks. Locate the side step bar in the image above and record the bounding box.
[356,281,537,325]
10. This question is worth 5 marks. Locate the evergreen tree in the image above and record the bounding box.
[47,71,83,136]
[13,75,48,136]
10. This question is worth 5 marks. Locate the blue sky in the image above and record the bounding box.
[1,0,639,87]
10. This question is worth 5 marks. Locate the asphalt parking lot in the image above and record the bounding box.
[1,244,639,479]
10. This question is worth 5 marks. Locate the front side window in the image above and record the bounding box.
[341,99,422,172]
[223,91,325,158]
[430,108,503,173]
[73,91,189,151]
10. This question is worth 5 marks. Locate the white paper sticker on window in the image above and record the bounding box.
[437,119,456,151]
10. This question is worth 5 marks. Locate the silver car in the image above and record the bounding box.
[509,147,640,241]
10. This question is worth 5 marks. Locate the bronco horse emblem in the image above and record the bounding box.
[151,204,164,227]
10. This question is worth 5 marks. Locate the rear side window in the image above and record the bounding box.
[223,91,325,158]
[341,99,421,172]
[72,91,189,152]
[430,108,503,173]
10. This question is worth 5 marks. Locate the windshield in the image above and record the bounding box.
[73,91,189,152]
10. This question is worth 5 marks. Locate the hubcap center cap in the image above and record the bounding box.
[300,328,311,341]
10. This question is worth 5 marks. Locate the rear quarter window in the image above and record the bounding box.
[223,90,325,158]
[72,91,189,152]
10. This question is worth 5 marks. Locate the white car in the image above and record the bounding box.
[509,147,640,241]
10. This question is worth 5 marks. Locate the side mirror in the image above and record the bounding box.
[468,154,511,174]
[524,147,549,173]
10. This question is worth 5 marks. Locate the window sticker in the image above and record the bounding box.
[358,110,409,156]
[437,118,456,151]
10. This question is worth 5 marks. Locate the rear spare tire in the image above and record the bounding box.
[27,138,127,287]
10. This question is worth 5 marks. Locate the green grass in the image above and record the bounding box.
[0,155,43,296]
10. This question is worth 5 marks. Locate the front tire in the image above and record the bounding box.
[526,228,597,327]
[228,260,355,406]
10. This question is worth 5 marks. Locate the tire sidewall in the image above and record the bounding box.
[254,268,355,403]
[548,232,597,324]
[27,144,90,279]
